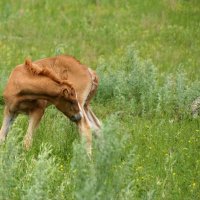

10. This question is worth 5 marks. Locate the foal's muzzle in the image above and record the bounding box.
[70,112,82,122]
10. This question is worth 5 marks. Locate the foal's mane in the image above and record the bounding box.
[25,57,74,94]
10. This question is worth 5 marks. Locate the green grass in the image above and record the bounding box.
[0,0,200,199]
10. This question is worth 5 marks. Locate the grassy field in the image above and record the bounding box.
[0,0,200,199]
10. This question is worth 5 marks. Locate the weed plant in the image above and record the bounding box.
[97,47,200,118]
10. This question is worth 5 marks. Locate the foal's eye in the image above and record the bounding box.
[69,100,74,105]
[71,100,76,105]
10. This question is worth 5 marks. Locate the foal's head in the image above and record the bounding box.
[56,85,82,122]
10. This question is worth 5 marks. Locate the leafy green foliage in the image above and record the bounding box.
[97,47,200,118]
[71,116,135,200]
[0,125,24,200]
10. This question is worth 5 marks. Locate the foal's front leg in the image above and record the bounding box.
[0,106,16,143]
[24,107,44,150]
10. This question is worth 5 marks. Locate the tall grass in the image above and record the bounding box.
[0,0,200,199]
[0,0,200,77]
[0,116,135,200]
[0,125,24,200]
[0,123,63,200]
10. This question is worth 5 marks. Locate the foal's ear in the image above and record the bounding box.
[62,87,76,99]
[25,58,42,75]
[63,88,70,98]
[25,58,32,67]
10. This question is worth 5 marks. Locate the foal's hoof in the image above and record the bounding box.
[86,145,92,160]
[23,137,32,151]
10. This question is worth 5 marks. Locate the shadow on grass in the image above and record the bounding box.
[0,96,4,105]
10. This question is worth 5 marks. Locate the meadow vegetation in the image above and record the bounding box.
[0,0,200,199]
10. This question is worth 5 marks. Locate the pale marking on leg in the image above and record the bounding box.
[85,109,99,131]
[0,114,15,142]
[88,108,101,128]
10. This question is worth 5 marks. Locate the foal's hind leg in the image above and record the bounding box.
[0,106,16,143]
[87,107,101,129]
[84,106,101,137]
[24,107,44,150]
